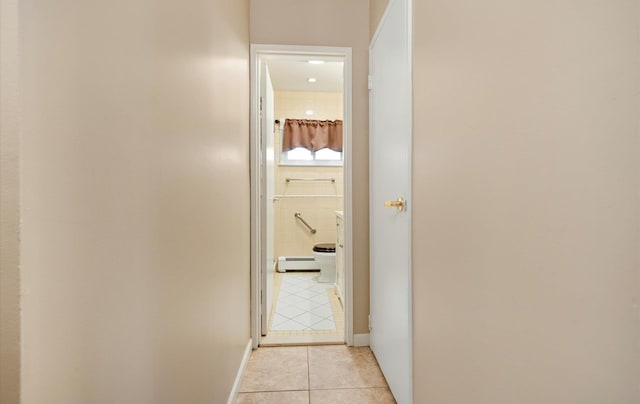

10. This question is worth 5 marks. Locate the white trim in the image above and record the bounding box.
[343,48,355,347]
[250,44,354,348]
[406,1,414,401]
[353,333,370,347]
[407,1,414,402]
[250,46,261,349]
[226,339,253,404]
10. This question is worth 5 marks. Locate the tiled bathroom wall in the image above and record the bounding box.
[273,91,344,261]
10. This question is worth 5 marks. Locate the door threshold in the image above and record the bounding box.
[260,334,345,346]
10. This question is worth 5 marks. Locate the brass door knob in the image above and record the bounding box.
[384,197,405,212]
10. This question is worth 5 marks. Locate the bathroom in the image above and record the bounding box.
[261,56,345,344]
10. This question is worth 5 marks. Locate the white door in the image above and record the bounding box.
[369,0,412,402]
[260,64,275,335]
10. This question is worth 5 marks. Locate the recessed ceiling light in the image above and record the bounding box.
[308,60,325,65]
[307,78,317,83]
[305,110,314,115]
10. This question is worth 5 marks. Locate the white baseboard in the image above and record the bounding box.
[227,339,253,404]
[353,333,370,347]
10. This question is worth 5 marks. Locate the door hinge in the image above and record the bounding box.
[368,75,373,90]
[368,314,372,331]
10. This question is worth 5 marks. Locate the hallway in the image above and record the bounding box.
[3,0,639,403]
[236,345,395,403]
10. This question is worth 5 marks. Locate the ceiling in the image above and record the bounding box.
[265,57,344,92]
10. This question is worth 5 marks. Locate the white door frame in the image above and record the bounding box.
[250,44,354,349]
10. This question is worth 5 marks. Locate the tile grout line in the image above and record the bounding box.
[239,345,392,403]
[308,386,391,391]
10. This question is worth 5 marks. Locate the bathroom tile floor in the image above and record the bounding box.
[271,273,335,331]
[236,345,396,404]
[261,272,344,345]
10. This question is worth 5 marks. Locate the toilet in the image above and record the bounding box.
[312,243,336,283]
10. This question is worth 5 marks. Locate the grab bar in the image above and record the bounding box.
[286,178,335,183]
[294,212,317,234]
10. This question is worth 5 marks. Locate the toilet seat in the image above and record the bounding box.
[313,243,336,253]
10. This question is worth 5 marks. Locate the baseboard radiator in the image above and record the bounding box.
[277,256,320,272]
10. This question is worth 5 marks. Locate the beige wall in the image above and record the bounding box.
[20,1,250,403]
[369,0,390,39]
[274,91,344,259]
[251,0,370,334]
[275,91,343,121]
[412,1,640,403]
[0,0,21,402]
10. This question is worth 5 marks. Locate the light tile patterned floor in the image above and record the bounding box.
[236,345,396,404]
[271,273,336,331]
[262,272,344,345]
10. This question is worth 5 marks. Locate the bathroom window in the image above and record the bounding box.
[280,147,343,166]
[279,118,343,166]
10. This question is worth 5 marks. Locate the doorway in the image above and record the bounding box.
[250,45,354,348]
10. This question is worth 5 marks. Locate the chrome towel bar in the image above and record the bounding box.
[286,177,335,183]
[273,195,344,200]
